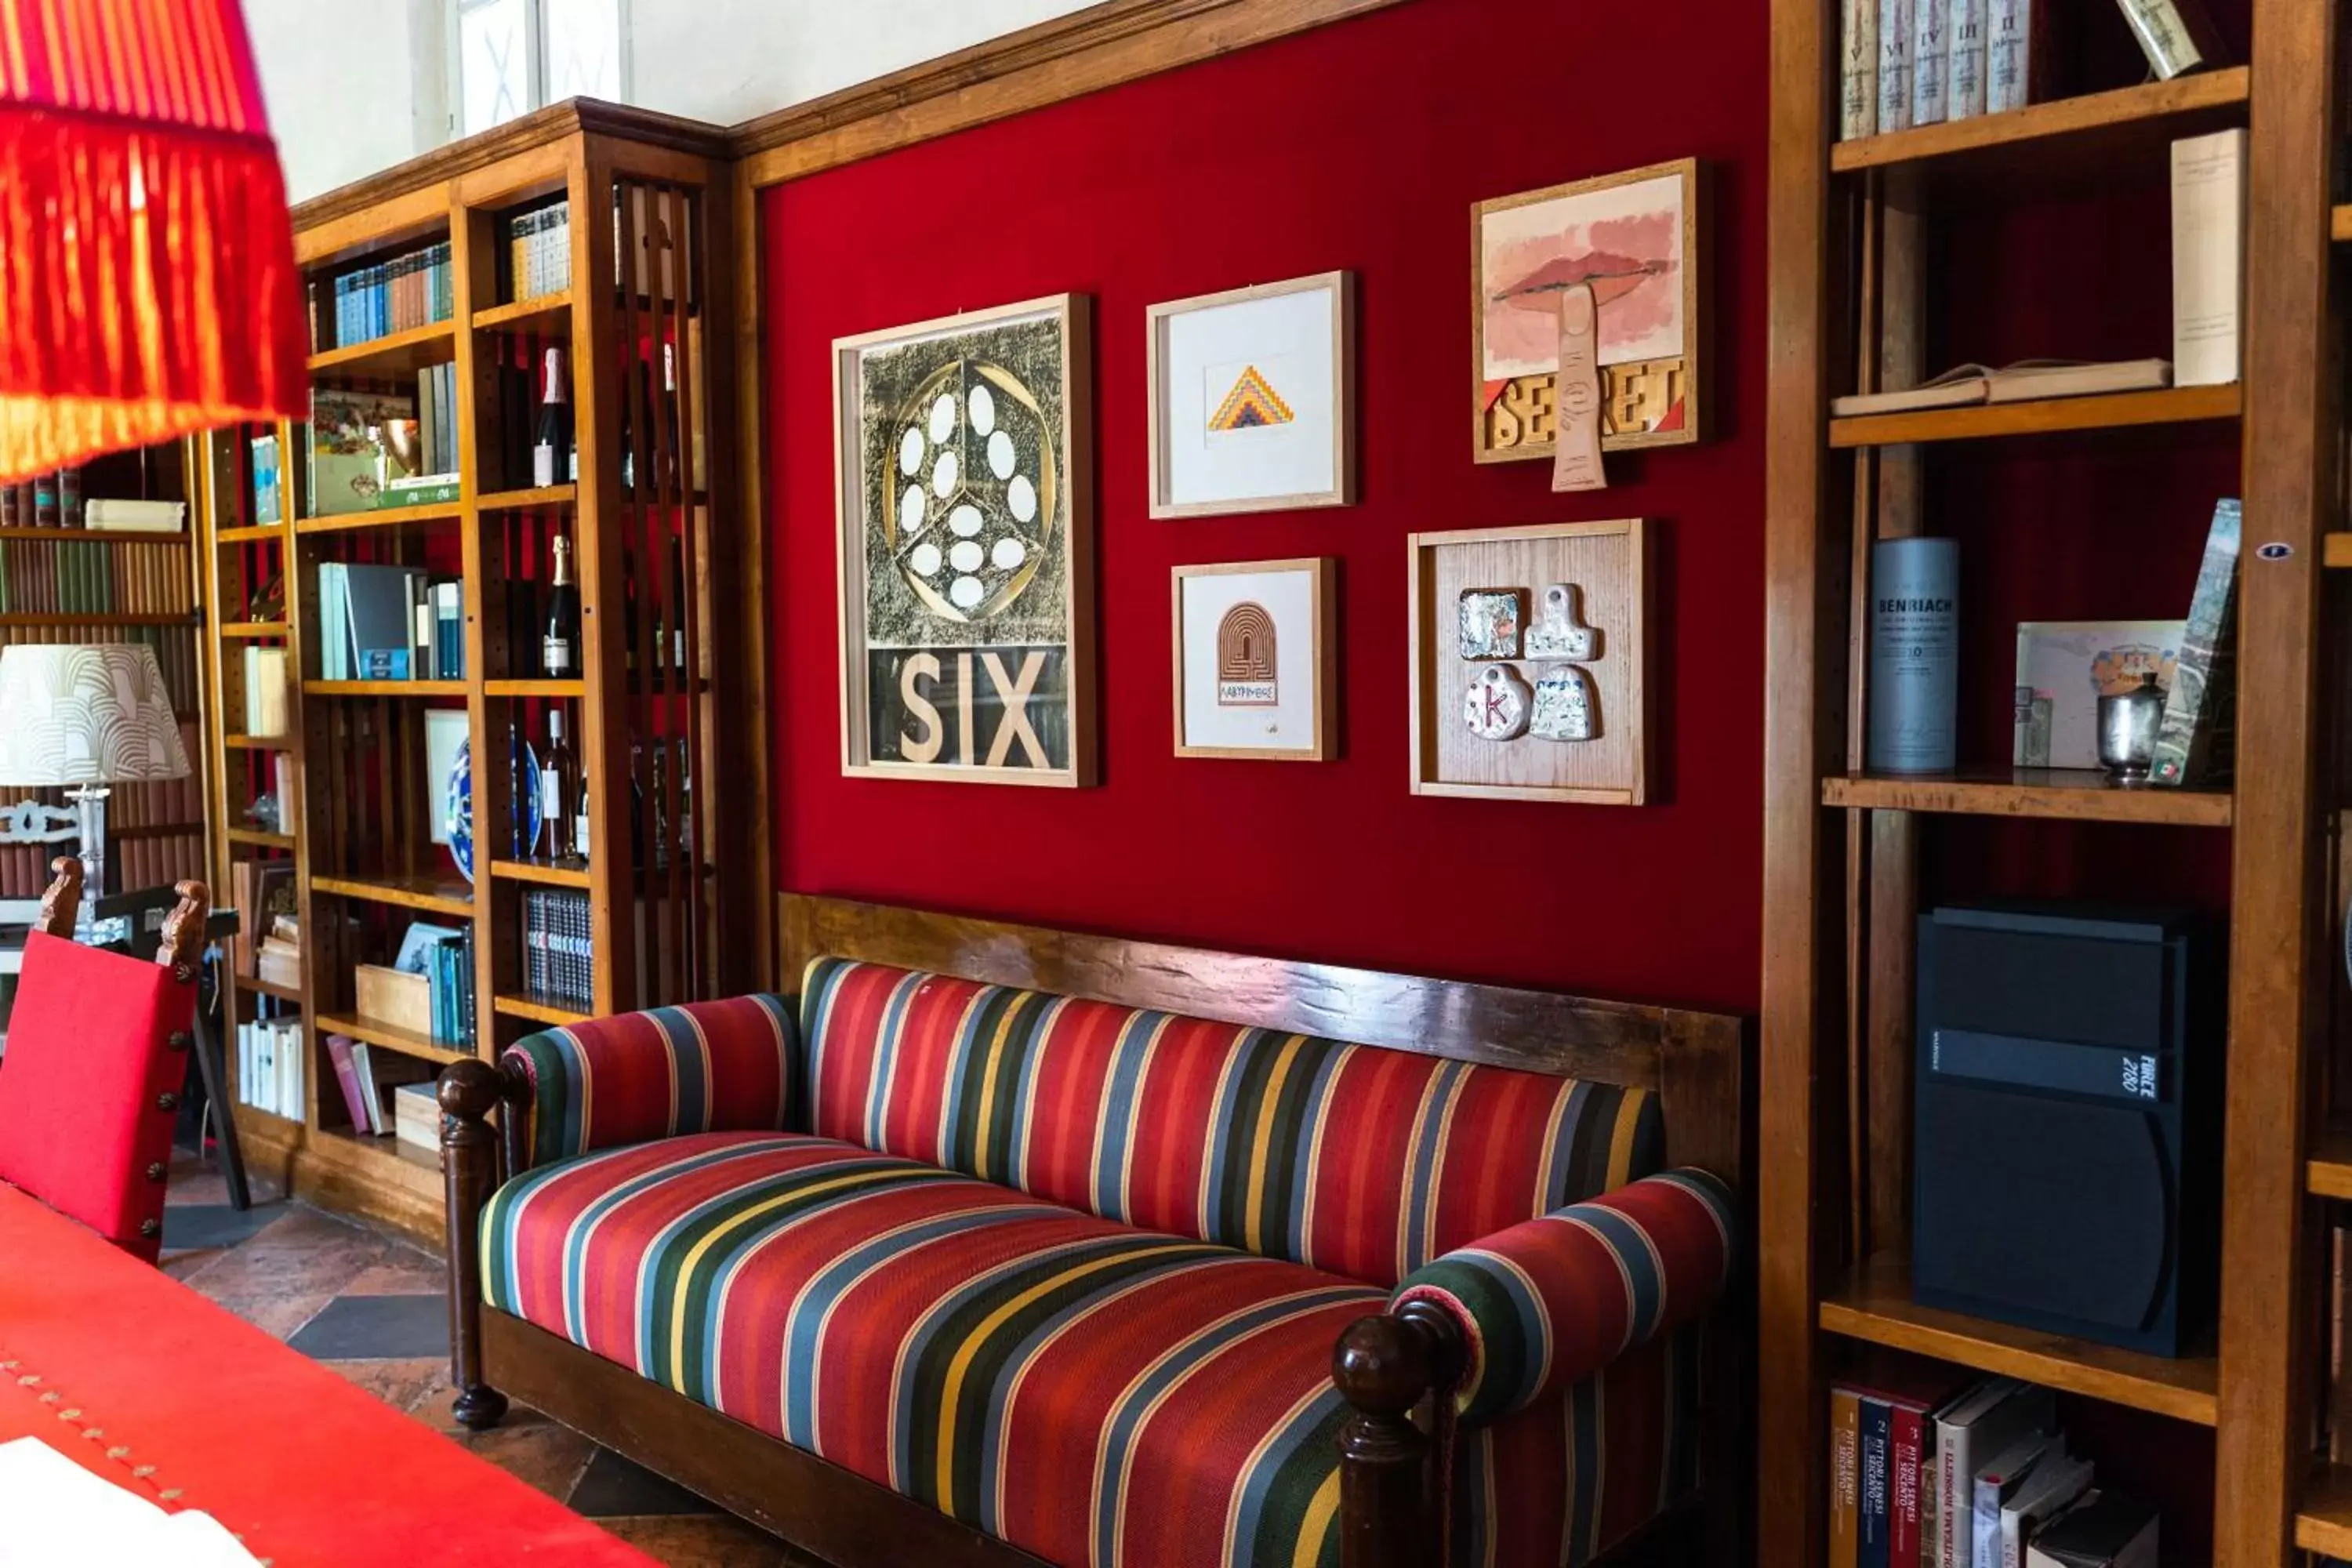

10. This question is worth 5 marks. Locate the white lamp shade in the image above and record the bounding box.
[0,644,191,786]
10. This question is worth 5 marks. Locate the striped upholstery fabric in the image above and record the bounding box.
[481,1129,1697,1568]
[503,996,797,1167]
[800,958,1664,1286]
[1393,1170,1735,1428]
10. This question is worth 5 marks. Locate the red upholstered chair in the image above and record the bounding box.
[0,860,209,1264]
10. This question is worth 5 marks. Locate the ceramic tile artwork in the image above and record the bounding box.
[1461,662,1532,740]
[1524,582,1599,659]
[160,1151,808,1567]
[1457,590,1523,659]
[1530,663,1599,741]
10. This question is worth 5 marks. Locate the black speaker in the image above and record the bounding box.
[1911,903,2224,1357]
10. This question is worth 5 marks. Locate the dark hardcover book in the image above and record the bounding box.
[2024,1487,2157,1566]
[1859,1396,1893,1568]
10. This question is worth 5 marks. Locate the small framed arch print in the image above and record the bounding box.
[1171,558,1337,760]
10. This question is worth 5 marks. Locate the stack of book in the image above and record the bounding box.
[506,201,572,302]
[255,911,302,992]
[1840,0,2227,140]
[237,1012,303,1120]
[315,562,465,681]
[323,240,454,348]
[1829,1374,2158,1567]
[325,1033,436,1139]
[522,888,593,1008]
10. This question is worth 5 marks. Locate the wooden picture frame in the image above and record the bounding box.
[1472,158,1701,463]
[833,294,1096,787]
[1407,518,1647,804]
[1170,557,1336,761]
[1147,271,1355,518]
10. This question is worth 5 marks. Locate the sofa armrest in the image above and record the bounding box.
[1392,1168,1735,1427]
[502,994,799,1168]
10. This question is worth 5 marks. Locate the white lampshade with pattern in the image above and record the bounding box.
[0,644,191,786]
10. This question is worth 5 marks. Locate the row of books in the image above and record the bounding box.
[237,1013,304,1121]
[1840,0,2225,140]
[423,930,477,1048]
[325,1032,436,1141]
[0,536,194,618]
[1830,1374,2157,1568]
[0,828,192,900]
[315,562,466,681]
[522,888,593,1008]
[506,200,573,304]
[318,240,455,350]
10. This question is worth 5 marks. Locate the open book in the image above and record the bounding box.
[1832,359,2173,418]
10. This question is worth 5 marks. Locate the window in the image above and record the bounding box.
[454,0,626,139]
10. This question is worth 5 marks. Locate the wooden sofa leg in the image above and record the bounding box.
[440,1059,516,1432]
[1332,1301,1463,1568]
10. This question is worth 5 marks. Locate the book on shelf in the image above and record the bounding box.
[1842,0,1879,139]
[2151,498,2239,788]
[2170,128,2245,390]
[2023,1490,2157,1568]
[1944,0,1985,123]
[326,1033,370,1131]
[252,434,281,524]
[1911,0,1948,125]
[1936,1380,2053,1568]
[1984,0,2044,114]
[243,645,289,737]
[1832,1387,1861,1568]
[1877,0,1915,134]
[506,200,574,303]
[1834,1369,1975,1568]
[1996,1450,2093,1568]
[1971,1431,2055,1568]
[2115,0,2224,80]
[82,499,184,532]
[1832,360,2171,418]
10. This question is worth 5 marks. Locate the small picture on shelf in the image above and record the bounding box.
[2013,619,2183,773]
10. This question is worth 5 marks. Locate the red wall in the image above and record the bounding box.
[762,0,1769,1014]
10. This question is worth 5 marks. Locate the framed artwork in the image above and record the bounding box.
[422,708,470,846]
[833,294,1095,786]
[1472,158,1701,463]
[1147,271,1354,518]
[1407,518,1647,804]
[1171,558,1336,760]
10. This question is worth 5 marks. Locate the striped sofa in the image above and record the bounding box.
[451,958,1737,1568]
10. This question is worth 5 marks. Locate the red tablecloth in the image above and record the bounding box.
[0,1183,656,1565]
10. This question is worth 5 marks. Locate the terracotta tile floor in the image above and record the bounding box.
[162,1152,814,1567]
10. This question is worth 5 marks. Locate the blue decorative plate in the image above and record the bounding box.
[447,735,543,883]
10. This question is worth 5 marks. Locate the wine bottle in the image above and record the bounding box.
[542,708,575,860]
[574,782,590,863]
[670,537,688,673]
[533,346,574,488]
[542,534,580,677]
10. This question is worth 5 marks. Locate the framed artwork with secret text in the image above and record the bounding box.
[833,294,1095,786]
[1148,272,1355,517]
[1472,158,1700,463]
[1171,558,1336,760]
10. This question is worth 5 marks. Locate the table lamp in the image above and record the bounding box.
[0,645,191,940]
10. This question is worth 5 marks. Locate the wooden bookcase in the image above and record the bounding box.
[1760,4,2339,1566]
[194,103,752,1239]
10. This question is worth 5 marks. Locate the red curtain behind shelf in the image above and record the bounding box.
[761,0,1770,1012]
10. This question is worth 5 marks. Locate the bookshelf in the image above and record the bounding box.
[1760,4,2336,1568]
[191,102,751,1241]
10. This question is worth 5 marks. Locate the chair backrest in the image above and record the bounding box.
[801,956,1664,1287]
[0,862,205,1263]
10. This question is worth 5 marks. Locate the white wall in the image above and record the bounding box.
[627,0,1094,131]
[249,0,1096,203]
[249,0,448,203]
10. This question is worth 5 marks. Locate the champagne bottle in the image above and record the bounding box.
[533,346,574,488]
[542,708,575,860]
[542,534,580,677]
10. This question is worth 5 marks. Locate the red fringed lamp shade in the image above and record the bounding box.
[0,0,306,481]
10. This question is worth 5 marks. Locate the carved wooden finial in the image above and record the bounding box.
[156,880,209,985]
[35,857,83,939]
